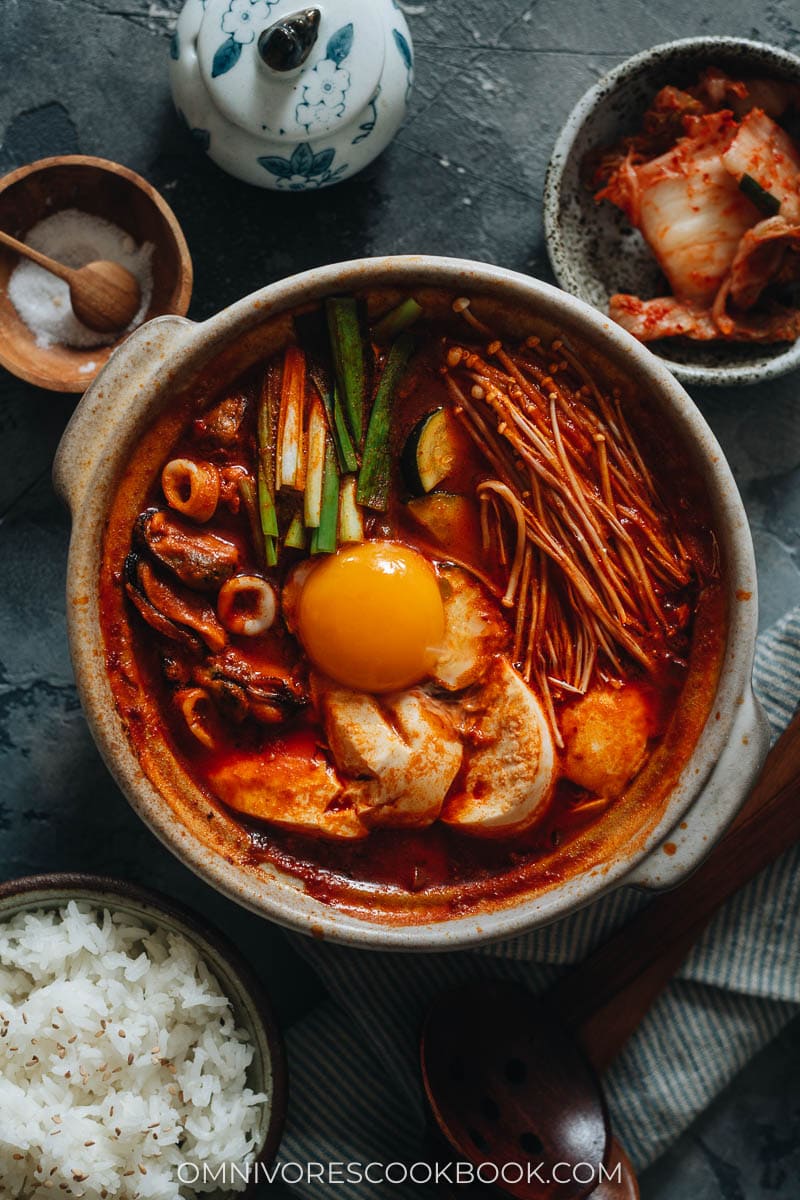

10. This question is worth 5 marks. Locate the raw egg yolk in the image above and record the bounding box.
[297,541,445,692]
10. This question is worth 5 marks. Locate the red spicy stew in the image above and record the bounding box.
[100,289,726,923]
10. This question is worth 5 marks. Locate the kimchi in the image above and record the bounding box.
[592,68,800,343]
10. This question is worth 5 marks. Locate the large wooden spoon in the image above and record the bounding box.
[0,228,141,333]
[421,710,800,1198]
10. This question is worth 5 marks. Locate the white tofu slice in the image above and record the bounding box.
[442,659,555,835]
[209,753,367,840]
[320,683,462,829]
[321,685,413,779]
[432,565,509,691]
[362,691,463,828]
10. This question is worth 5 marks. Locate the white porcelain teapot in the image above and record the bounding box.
[169,0,414,189]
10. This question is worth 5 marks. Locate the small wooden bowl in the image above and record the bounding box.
[0,155,193,393]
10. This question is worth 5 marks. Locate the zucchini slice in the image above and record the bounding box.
[402,408,457,496]
[406,492,472,548]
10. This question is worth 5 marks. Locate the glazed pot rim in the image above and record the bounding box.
[54,254,764,950]
[0,871,287,1185]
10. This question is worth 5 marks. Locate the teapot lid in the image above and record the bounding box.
[197,0,386,142]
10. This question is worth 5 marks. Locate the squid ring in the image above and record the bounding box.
[175,688,217,750]
[162,459,220,523]
[217,574,277,637]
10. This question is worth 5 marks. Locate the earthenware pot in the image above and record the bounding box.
[169,0,414,188]
[53,256,770,950]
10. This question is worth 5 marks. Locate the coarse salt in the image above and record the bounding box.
[7,209,154,350]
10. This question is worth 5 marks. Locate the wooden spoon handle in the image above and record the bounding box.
[0,228,73,282]
[549,710,800,1072]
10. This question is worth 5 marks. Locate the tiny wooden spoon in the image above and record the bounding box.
[422,710,800,1199]
[0,228,141,333]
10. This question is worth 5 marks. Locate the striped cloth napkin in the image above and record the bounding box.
[278,608,800,1193]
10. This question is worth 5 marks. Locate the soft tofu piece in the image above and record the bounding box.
[364,691,463,828]
[561,684,652,799]
[442,659,555,835]
[321,683,462,829]
[432,565,509,691]
[322,686,413,781]
[209,753,366,840]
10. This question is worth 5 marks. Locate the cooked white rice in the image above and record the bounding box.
[0,902,269,1199]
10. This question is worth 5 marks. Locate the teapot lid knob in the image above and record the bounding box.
[258,7,320,72]
[194,0,389,144]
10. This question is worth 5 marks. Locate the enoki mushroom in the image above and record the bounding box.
[446,299,696,739]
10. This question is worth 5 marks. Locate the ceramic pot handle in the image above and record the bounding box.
[625,686,771,891]
[53,315,194,514]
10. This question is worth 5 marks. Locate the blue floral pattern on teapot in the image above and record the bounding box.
[169,0,414,190]
[296,23,353,132]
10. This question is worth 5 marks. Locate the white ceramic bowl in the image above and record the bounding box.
[544,37,800,387]
[53,256,770,950]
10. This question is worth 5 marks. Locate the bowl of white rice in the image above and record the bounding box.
[0,874,286,1200]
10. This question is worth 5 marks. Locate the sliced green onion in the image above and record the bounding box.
[338,475,365,544]
[265,531,278,567]
[305,365,358,475]
[304,395,327,528]
[739,173,781,216]
[311,438,340,554]
[332,383,359,473]
[276,344,307,491]
[294,308,359,473]
[373,297,423,344]
[237,474,268,563]
[284,511,306,550]
[357,333,416,511]
[326,297,367,445]
[256,462,278,536]
[256,368,279,567]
